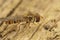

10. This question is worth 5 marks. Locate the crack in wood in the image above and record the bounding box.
[6,0,23,17]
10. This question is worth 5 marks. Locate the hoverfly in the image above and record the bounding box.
[0,12,43,39]
[0,12,41,25]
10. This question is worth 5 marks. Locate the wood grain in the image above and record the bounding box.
[0,0,60,40]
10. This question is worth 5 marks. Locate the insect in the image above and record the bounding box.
[0,12,41,38]
[0,12,44,40]
[0,12,41,25]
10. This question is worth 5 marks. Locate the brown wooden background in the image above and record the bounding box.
[0,0,60,40]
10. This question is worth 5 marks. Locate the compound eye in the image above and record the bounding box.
[36,17,40,22]
[35,16,40,22]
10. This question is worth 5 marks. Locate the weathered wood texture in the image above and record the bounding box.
[0,0,60,40]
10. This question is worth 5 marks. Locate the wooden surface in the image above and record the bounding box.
[0,0,60,40]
